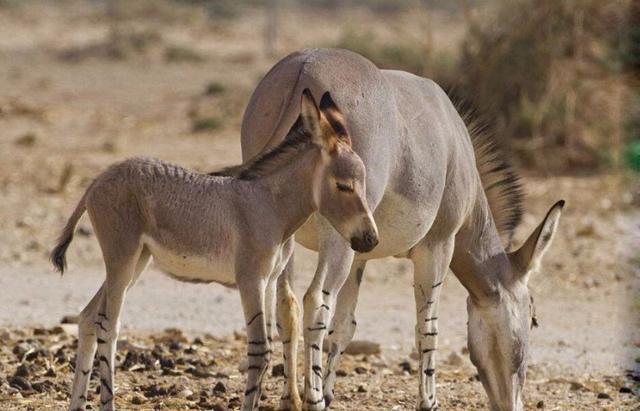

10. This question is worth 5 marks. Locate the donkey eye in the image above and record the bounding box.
[336,182,354,192]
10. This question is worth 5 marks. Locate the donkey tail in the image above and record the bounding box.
[51,185,91,274]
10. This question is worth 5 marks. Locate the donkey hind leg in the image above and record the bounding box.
[68,284,105,411]
[276,256,302,410]
[238,274,271,411]
[302,238,354,411]
[322,260,366,406]
[411,238,454,411]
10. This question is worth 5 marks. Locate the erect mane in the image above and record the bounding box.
[450,93,524,248]
[209,117,312,180]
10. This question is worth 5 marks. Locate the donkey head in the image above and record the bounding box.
[300,89,379,253]
[466,200,564,411]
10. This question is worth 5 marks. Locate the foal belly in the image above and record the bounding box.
[143,236,236,286]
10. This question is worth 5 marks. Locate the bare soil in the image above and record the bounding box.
[0,1,639,410]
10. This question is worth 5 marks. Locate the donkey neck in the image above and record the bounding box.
[249,146,321,239]
[451,191,512,304]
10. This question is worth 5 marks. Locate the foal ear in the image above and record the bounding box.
[300,88,323,140]
[508,200,565,281]
[319,91,351,146]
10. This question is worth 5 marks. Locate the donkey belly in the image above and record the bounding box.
[143,236,236,286]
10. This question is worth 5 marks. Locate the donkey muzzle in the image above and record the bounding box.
[350,230,378,253]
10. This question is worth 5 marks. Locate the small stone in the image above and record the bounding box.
[213,381,226,395]
[344,340,381,356]
[336,369,348,377]
[399,360,413,374]
[447,352,463,366]
[177,389,193,399]
[354,366,367,374]
[536,400,544,408]
[9,376,32,391]
[14,133,37,147]
[357,385,367,393]
[14,364,30,378]
[569,381,584,391]
[131,393,146,404]
[272,363,285,377]
[619,386,632,394]
[597,392,611,400]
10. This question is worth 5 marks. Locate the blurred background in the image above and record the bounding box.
[0,1,638,409]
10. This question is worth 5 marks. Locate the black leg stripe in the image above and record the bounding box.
[97,337,106,344]
[99,355,109,367]
[247,311,263,326]
[307,398,324,405]
[81,369,90,376]
[425,368,435,376]
[432,281,443,288]
[100,378,113,395]
[422,348,435,354]
[245,385,258,396]
[248,350,272,357]
[312,365,322,378]
[247,340,267,345]
[322,290,330,296]
[307,326,327,332]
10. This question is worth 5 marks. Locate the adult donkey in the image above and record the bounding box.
[237,48,564,411]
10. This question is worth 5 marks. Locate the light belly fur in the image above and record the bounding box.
[143,236,236,285]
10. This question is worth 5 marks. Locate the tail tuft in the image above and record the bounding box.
[51,232,73,274]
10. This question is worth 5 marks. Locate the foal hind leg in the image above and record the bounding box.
[276,256,302,410]
[95,248,142,410]
[68,285,105,411]
[411,238,454,411]
[322,260,366,406]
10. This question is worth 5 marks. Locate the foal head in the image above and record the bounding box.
[466,200,564,411]
[300,89,379,253]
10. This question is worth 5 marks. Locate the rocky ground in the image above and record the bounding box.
[0,327,638,410]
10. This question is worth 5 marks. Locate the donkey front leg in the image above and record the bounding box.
[238,272,271,411]
[302,239,354,410]
[411,239,454,411]
[322,260,366,406]
[276,256,302,410]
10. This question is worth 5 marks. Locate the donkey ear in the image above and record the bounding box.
[300,89,323,141]
[508,200,565,281]
[319,91,351,146]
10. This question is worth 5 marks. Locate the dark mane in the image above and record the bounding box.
[209,117,312,180]
[448,90,524,247]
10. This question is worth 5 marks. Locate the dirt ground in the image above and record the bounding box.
[0,1,639,410]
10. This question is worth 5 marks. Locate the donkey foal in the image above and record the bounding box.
[51,90,378,411]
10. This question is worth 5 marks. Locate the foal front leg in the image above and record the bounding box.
[302,239,354,410]
[238,272,271,411]
[411,239,454,411]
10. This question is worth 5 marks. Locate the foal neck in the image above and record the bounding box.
[250,146,321,238]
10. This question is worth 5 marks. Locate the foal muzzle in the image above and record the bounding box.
[350,230,378,253]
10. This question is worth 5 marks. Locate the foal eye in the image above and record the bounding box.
[336,182,354,192]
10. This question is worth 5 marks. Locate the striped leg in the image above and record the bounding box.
[96,250,143,410]
[323,260,366,406]
[238,276,271,411]
[302,240,354,410]
[68,285,105,411]
[411,239,454,411]
[276,256,302,410]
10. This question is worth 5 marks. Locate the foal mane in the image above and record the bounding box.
[449,91,524,247]
[210,117,312,180]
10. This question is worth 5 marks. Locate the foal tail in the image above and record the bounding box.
[50,185,91,274]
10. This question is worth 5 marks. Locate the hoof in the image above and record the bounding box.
[303,398,325,411]
[280,396,303,411]
[417,401,438,411]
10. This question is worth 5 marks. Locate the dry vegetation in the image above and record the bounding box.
[0,0,638,410]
